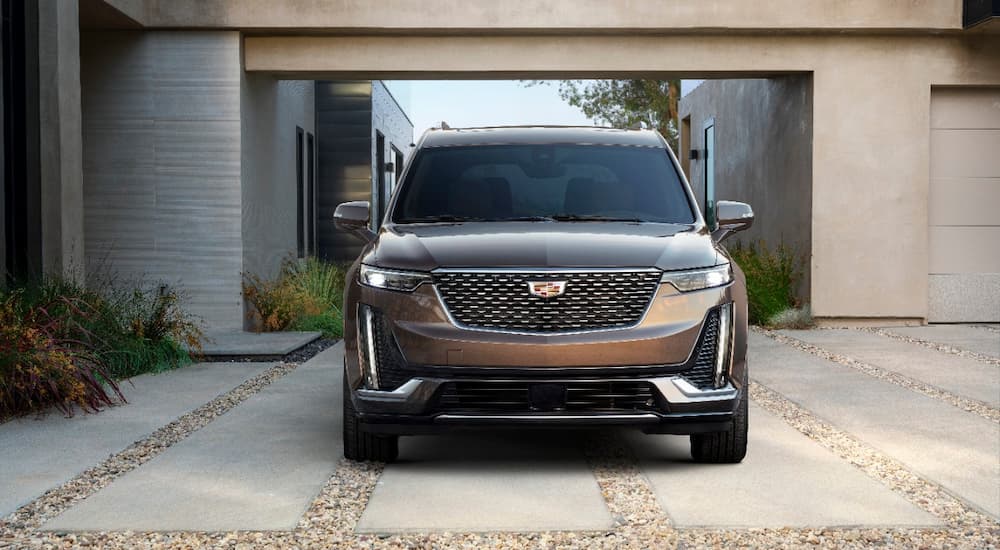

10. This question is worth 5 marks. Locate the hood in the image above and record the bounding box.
[365,222,721,272]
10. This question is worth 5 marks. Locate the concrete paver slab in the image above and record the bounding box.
[356,431,614,533]
[888,325,1000,359]
[779,329,1000,406]
[43,345,342,532]
[0,362,272,517]
[626,404,942,528]
[196,330,321,356]
[751,333,1000,518]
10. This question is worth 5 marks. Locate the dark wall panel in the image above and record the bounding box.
[315,80,373,262]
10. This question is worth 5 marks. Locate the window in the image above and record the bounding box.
[307,132,315,255]
[391,145,404,193]
[374,131,386,227]
[394,145,695,224]
[703,119,716,227]
[296,126,304,257]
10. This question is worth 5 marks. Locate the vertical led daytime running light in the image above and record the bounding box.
[357,305,380,389]
[714,303,734,388]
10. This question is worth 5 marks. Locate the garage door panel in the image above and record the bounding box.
[929,177,1000,226]
[928,274,1000,324]
[929,88,1000,323]
[930,88,1000,129]
[930,129,1000,179]
[929,227,1000,274]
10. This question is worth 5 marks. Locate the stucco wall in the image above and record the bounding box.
[240,76,315,282]
[680,77,813,301]
[136,0,966,32]
[80,30,243,328]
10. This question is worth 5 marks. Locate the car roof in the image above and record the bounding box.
[418,125,666,148]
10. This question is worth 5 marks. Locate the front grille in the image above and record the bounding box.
[437,380,657,412]
[434,270,661,332]
[679,309,720,389]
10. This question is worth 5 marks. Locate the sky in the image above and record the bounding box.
[388,80,705,136]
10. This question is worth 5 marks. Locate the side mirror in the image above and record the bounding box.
[713,200,754,242]
[334,201,376,243]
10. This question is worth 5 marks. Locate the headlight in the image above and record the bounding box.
[660,264,732,292]
[359,264,431,292]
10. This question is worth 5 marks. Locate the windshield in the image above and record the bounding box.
[392,144,696,224]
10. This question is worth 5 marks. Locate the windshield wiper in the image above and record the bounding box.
[489,216,555,222]
[550,214,645,222]
[396,215,487,223]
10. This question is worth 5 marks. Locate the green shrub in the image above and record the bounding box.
[243,257,347,338]
[767,306,814,330]
[91,283,203,378]
[0,289,125,421]
[727,241,804,325]
[1,275,203,419]
[292,307,344,339]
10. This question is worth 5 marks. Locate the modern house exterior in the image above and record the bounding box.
[680,78,999,323]
[2,1,412,328]
[3,0,999,326]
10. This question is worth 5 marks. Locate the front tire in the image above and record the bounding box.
[690,371,748,463]
[343,375,399,463]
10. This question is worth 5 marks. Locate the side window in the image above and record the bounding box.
[703,119,716,228]
[374,132,386,228]
[306,132,315,255]
[391,145,404,194]
[296,126,304,258]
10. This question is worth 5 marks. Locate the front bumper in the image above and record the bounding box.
[354,375,741,435]
[343,268,748,435]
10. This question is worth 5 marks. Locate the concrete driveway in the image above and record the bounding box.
[1,325,997,548]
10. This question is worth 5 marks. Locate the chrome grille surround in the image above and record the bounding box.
[433,268,662,333]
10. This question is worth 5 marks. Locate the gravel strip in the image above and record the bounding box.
[757,328,1000,423]
[864,327,1000,367]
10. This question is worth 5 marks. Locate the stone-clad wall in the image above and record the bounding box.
[80,31,243,328]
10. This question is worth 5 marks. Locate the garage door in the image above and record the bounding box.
[928,88,1000,323]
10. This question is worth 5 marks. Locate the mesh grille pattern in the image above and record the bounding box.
[680,310,720,389]
[371,311,411,391]
[434,271,661,332]
[438,381,656,412]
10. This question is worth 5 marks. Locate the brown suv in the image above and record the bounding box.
[334,126,753,463]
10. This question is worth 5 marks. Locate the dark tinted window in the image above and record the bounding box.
[393,145,695,224]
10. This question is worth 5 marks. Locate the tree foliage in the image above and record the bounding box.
[528,80,681,152]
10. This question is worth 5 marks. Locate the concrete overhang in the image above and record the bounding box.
[81,0,967,34]
[242,34,814,79]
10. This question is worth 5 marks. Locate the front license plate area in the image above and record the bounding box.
[529,383,567,411]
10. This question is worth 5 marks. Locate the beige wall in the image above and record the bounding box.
[128,0,966,31]
[242,33,1000,320]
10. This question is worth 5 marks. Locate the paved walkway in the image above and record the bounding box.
[45,345,342,532]
[0,362,273,517]
[1,324,996,547]
[195,330,321,357]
